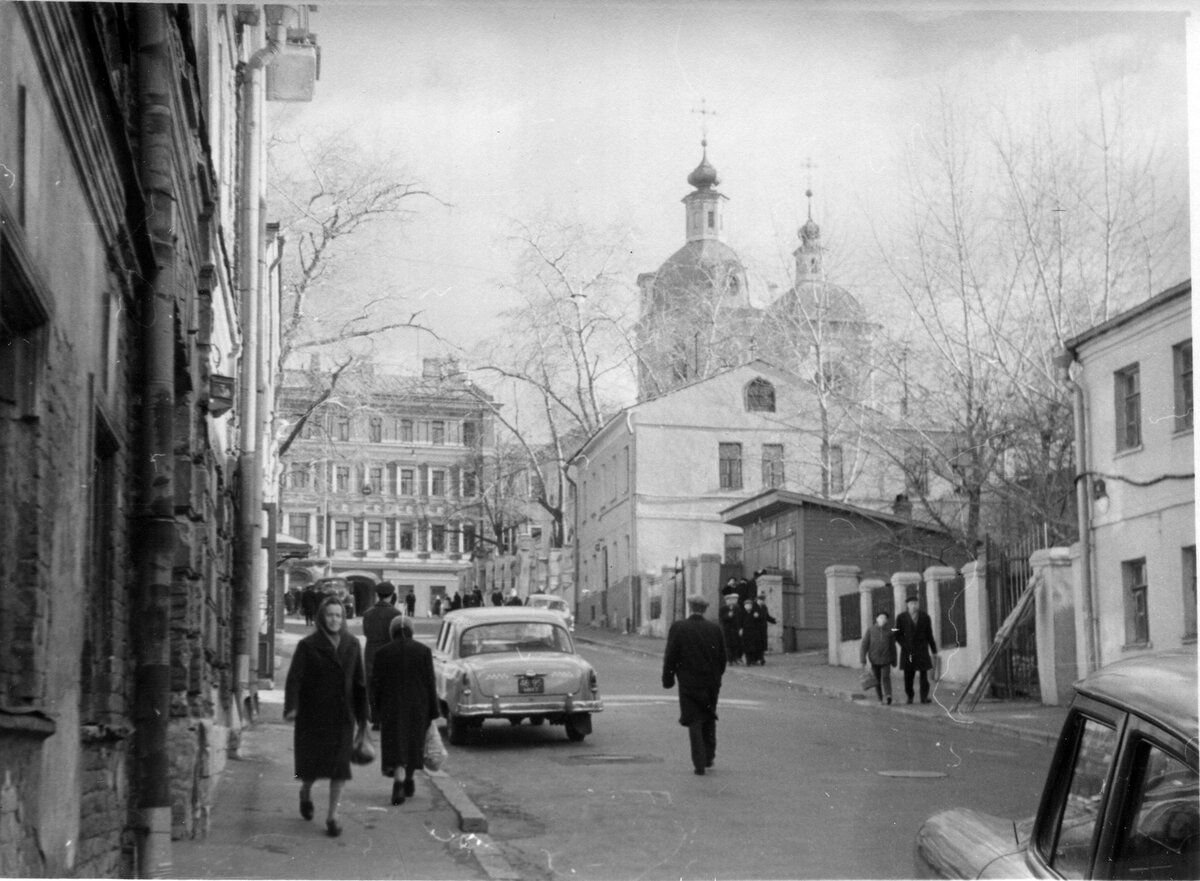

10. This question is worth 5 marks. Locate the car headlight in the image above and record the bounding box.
[588,668,599,697]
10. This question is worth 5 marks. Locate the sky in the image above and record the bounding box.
[267,2,1191,373]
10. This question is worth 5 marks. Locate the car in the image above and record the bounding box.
[916,650,1198,879]
[525,593,575,631]
[313,576,355,619]
[432,607,602,745]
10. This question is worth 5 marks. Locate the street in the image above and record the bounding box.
[407,619,1050,880]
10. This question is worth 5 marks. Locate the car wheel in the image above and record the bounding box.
[446,713,471,746]
[528,715,545,726]
[565,717,588,742]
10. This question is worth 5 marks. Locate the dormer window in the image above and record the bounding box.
[745,377,775,412]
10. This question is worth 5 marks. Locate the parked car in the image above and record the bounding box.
[916,650,1198,879]
[432,607,602,745]
[313,576,355,619]
[525,593,575,631]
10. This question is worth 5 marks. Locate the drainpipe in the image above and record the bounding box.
[233,16,282,728]
[133,6,177,876]
[1056,348,1099,675]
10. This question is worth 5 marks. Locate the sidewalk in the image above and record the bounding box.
[172,623,514,881]
[574,626,1069,747]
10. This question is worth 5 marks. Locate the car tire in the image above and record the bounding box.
[528,715,545,726]
[565,716,588,742]
[446,713,471,746]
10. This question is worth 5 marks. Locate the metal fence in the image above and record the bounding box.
[984,533,1043,700]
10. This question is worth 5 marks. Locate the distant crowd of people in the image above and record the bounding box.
[717,572,777,666]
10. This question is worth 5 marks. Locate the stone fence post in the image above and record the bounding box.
[892,572,921,615]
[825,565,861,665]
[925,565,959,683]
[1032,547,1078,707]
[957,559,989,686]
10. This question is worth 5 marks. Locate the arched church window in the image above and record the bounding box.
[745,377,775,412]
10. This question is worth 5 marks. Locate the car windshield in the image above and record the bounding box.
[459,622,571,656]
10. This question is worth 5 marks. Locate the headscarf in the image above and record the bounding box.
[315,595,346,644]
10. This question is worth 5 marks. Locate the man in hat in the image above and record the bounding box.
[894,594,938,704]
[362,581,402,727]
[662,595,727,775]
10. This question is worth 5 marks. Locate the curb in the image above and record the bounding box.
[575,636,1062,748]
[427,758,522,881]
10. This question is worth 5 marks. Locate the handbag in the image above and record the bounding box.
[860,667,877,693]
[351,727,375,765]
[424,721,447,772]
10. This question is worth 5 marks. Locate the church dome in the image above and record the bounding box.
[768,279,866,325]
[800,216,821,245]
[687,140,719,190]
[652,239,749,308]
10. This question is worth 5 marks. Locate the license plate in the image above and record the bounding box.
[518,675,544,694]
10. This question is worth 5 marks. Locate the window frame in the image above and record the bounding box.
[368,415,383,443]
[719,442,743,490]
[1173,340,1192,433]
[761,443,785,489]
[1183,546,1197,640]
[744,377,776,413]
[1122,557,1150,647]
[1114,363,1142,451]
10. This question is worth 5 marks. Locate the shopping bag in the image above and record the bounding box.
[424,721,447,771]
[860,667,877,693]
[351,727,375,765]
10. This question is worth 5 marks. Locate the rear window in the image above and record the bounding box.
[459,622,571,656]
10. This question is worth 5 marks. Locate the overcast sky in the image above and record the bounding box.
[267,2,1190,370]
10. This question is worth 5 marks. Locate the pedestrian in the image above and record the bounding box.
[300,583,319,627]
[754,594,776,662]
[506,588,522,606]
[721,577,739,599]
[718,593,744,665]
[361,582,402,728]
[490,587,504,606]
[450,590,463,611]
[283,595,368,838]
[740,597,766,665]
[404,589,416,617]
[662,594,727,776]
[860,611,897,704]
[471,587,484,608]
[371,617,439,805]
[894,594,938,704]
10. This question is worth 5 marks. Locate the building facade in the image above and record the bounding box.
[277,359,496,616]
[1064,280,1195,671]
[0,4,310,875]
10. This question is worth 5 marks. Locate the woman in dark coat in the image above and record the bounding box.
[371,617,439,805]
[284,596,367,837]
[740,598,766,665]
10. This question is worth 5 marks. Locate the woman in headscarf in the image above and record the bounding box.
[284,595,367,837]
[371,617,439,805]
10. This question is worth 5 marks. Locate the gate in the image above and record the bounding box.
[780,576,801,652]
[984,534,1042,700]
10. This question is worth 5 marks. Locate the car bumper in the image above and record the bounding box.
[452,696,603,718]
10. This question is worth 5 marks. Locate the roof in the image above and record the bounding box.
[441,607,569,627]
[767,279,867,325]
[721,487,943,532]
[1075,650,1198,739]
[1063,279,1190,354]
[279,368,493,404]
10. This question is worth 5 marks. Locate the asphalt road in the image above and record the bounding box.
[415,620,1051,881]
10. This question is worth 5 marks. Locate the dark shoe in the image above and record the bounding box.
[391,781,405,806]
[886,696,892,705]
[906,697,913,704]
[706,759,714,768]
[921,697,932,704]
[693,767,705,776]
[300,795,314,821]
[325,819,342,837]
[403,778,415,798]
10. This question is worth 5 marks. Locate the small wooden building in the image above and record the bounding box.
[722,490,966,651]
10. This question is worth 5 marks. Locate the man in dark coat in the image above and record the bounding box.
[749,595,777,665]
[300,583,319,626]
[894,594,938,704]
[284,596,367,836]
[662,595,727,776]
[362,582,402,728]
[404,589,416,617]
[718,593,744,665]
[371,618,439,805]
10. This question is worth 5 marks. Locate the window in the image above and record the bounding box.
[463,523,476,553]
[432,421,445,445]
[762,443,785,488]
[827,443,845,495]
[1183,546,1196,639]
[1123,558,1150,646]
[386,519,396,551]
[707,210,714,230]
[387,465,398,496]
[904,448,928,496]
[431,469,446,496]
[400,468,414,496]
[400,418,414,442]
[1115,364,1142,450]
[335,466,350,493]
[400,523,414,551]
[417,523,429,551]
[334,520,351,550]
[288,465,309,489]
[463,421,478,447]
[431,524,446,552]
[290,513,310,544]
[719,443,743,490]
[462,471,477,497]
[367,521,382,550]
[745,378,776,412]
[1111,739,1199,879]
[1036,717,1117,878]
[724,533,743,566]
[1174,340,1192,432]
[367,466,383,493]
[335,416,351,442]
[369,416,383,443]
[353,520,364,550]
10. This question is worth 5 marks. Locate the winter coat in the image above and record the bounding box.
[894,609,938,672]
[718,603,744,655]
[740,605,766,656]
[371,632,438,777]
[662,613,726,726]
[860,623,897,667]
[284,628,367,781]
[362,600,402,685]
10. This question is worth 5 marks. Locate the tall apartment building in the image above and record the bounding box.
[278,359,495,615]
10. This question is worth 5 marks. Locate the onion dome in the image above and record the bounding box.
[799,189,820,244]
[687,139,719,190]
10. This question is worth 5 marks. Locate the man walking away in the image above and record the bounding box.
[894,594,938,704]
[361,582,401,728]
[662,595,727,776]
